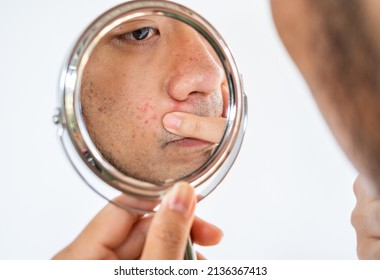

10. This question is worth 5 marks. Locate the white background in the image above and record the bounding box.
[0,0,357,259]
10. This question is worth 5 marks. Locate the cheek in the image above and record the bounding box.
[135,100,159,126]
[83,54,164,136]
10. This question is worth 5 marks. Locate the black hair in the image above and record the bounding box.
[308,0,380,181]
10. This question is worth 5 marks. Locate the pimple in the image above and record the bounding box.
[138,102,150,113]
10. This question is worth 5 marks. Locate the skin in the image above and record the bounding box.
[352,176,380,259]
[81,16,228,184]
[53,182,223,260]
[55,15,226,260]
[162,80,229,144]
[270,0,380,259]
[163,112,227,144]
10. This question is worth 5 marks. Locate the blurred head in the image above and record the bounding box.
[271,0,380,187]
[81,16,227,183]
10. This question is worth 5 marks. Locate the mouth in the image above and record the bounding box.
[163,137,215,151]
[170,137,212,146]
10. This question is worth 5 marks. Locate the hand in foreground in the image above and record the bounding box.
[53,182,223,260]
[163,112,227,144]
[351,176,380,259]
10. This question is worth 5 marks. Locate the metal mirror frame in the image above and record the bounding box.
[54,0,247,213]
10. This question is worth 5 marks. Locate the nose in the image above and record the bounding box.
[166,27,224,102]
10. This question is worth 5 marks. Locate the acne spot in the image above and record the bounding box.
[139,102,150,113]
[138,101,156,113]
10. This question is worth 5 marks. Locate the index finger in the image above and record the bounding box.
[163,112,226,144]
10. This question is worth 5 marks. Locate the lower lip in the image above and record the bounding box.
[169,138,213,148]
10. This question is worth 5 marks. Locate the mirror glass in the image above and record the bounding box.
[80,15,228,184]
[56,0,246,213]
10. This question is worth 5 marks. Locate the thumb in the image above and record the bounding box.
[141,182,196,259]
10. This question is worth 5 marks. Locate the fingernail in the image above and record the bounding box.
[164,182,195,216]
[163,113,181,130]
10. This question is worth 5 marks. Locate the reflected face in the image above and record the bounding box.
[81,16,228,183]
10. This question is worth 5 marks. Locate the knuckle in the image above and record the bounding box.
[350,205,361,229]
[350,201,380,235]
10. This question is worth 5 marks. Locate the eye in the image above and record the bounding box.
[131,27,151,40]
[118,27,159,43]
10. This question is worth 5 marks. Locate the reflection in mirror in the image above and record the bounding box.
[80,15,229,184]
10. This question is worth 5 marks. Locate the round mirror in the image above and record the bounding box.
[54,0,247,213]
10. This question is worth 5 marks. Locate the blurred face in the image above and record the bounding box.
[81,16,227,183]
[271,0,380,186]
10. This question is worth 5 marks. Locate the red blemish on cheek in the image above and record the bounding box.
[144,114,157,124]
[139,102,151,113]
[137,101,159,125]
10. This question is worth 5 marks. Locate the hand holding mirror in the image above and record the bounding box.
[53,0,247,259]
